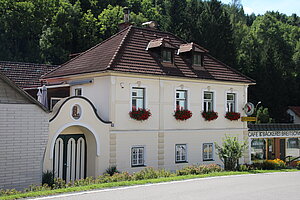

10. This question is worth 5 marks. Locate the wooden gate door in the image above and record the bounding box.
[53,134,86,182]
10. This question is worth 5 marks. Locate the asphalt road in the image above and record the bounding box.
[34,171,300,200]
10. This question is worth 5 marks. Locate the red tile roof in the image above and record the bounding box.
[0,61,58,89]
[43,26,255,84]
[289,106,300,117]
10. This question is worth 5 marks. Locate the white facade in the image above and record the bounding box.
[287,109,300,124]
[44,72,251,177]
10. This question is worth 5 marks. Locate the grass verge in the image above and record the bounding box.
[1,169,298,200]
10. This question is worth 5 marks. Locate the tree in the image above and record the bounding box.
[256,106,272,123]
[197,0,236,66]
[215,136,247,171]
[40,0,100,64]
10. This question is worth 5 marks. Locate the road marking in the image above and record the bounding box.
[32,172,299,200]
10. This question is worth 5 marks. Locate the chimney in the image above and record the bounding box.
[142,21,158,29]
[124,7,130,22]
[118,7,132,31]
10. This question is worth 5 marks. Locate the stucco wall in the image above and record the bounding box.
[48,74,250,175]
[0,104,48,190]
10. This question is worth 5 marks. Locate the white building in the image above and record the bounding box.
[41,25,255,182]
[0,72,49,190]
[287,107,300,124]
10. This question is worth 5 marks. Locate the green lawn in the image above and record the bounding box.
[0,169,298,200]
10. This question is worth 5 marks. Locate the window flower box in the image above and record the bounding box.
[201,111,218,121]
[225,112,240,121]
[174,108,192,121]
[129,107,151,121]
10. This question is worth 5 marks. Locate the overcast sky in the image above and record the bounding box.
[220,0,300,15]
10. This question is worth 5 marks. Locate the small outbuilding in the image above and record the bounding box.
[0,72,49,190]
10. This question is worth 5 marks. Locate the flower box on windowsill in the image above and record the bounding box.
[129,107,151,121]
[201,111,218,121]
[174,108,192,121]
[225,112,241,121]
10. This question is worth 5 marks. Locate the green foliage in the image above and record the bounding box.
[256,106,273,123]
[0,0,300,120]
[132,167,172,180]
[105,165,120,176]
[176,164,222,175]
[253,159,287,170]
[42,171,54,187]
[215,136,247,171]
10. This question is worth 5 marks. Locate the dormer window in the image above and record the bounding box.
[193,54,202,66]
[162,49,173,63]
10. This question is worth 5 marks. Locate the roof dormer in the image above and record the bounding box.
[178,42,208,70]
[146,38,177,66]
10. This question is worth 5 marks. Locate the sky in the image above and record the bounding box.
[220,0,300,16]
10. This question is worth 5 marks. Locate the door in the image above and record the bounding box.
[53,134,86,182]
[280,139,286,160]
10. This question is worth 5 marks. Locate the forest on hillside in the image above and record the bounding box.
[0,0,299,122]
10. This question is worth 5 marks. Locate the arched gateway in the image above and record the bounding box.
[43,96,112,182]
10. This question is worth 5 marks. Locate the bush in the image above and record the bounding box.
[253,159,286,170]
[133,167,172,180]
[105,166,120,176]
[215,136,247,171]
[0,189,21,196]
[42,170,54,187]
[297,161,300,170]
[176,164,222,176]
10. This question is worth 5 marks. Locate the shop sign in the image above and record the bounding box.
[249,130,300,138]
[243,102,255,116]
[241,117,256,121]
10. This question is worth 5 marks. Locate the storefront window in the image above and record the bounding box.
[251,139,266,161]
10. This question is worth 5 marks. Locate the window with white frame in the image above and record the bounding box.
[203,91,213,112]
[193,54,202,66]
[132,87,145,109]
[131,147,145,167]
[75,88,82,96]
[162,49,172,63]
[203,143,214,161]
[175,144,187,163]
[226,93,236,112]
[176,90,187,109]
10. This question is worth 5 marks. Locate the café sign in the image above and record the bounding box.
[249,130,300,138]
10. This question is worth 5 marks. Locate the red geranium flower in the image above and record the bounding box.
[225,112,240,121]
[201,111,218,121]
[174,106,192,121]
[129,107,151,121]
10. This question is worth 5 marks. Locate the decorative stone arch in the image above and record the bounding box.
[49,122,101,159]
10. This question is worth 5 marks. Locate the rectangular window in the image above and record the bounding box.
[50,97,62,110]
[162,49,172,63]
[227,93,236,112]
[175,144,187,163]
[203,91,213,112]
[203,143,214,161]
[176,90,187,110]
[193,54,202,66]
[132,87,145,109]
[287,138,299,149]
[131,147,145,167]
[75,88,82,96]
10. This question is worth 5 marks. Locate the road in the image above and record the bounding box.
[34,171,300,200]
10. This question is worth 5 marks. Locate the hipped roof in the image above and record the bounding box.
[43,26,254,84]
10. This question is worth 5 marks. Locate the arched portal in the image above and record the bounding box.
[52,125,98,181]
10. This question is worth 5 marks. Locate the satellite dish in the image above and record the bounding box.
[243,102,255,116]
